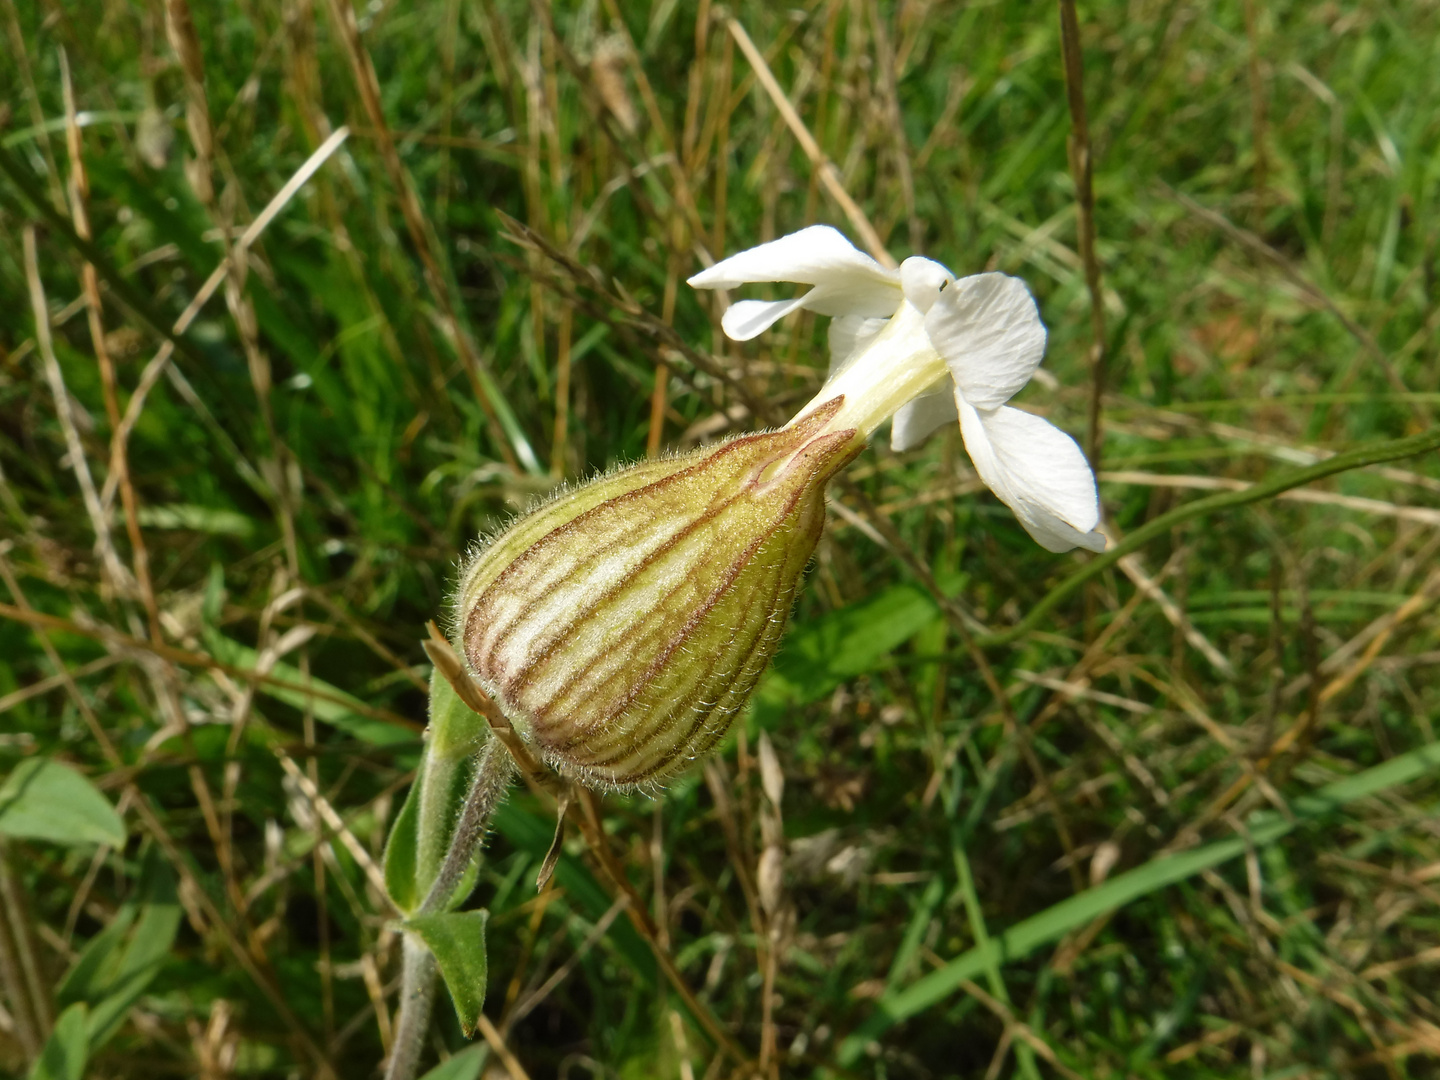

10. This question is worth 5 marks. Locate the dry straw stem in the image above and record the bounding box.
[1181,567,1440,844]
[22,226,131,594]
[58,48,160,643]
[0,563,338,1079]
[725,15,894,267]
[1056,0,1109,468]
[1162,182,1431,428]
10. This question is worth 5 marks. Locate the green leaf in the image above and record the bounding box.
[28,1003,88,1080]
[427,661,490,762]
[136,503,255,537]
[761,583,941,707]
[383,671,489,916]
[406,911,489,1037]
[838,739,1440,1064]
[201,627,413,746]
[384,777,423,916]
[418,1044,486,1080]
[0,759,126,848]
[58,850,182,1049]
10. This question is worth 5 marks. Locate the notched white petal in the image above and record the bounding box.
[687,224,898,291]
[890,381,958,452]
[956,398,1105,553]
[926,273,1047,412]
[827,314,890,377]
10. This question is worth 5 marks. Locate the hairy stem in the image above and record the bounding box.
[384,936,438,1080]
[420,736,517,915]
[385,735,517,1080]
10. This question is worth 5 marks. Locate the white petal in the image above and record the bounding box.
[687,224,898,293]
[827,314,890,376]
[956,398,1105,553]
[890,380,958,452]
[720,295,813,341]
[925,273,1047,411]
[898,256,954,313]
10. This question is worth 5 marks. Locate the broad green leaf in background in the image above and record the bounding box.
[418,1044,486,1080]
[57,849,182,1049]
[406,911,489,1037]
[838,739,1440,1064]
[756,583,944,714]
[28,1003,88,1080]
[0,759,125,848]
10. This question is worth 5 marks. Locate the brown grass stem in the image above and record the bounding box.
[1056,0,1108,469]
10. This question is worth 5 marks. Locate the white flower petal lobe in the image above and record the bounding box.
[686,224,898,292]
[955,397,1105,553]
[926,273,1047,411]
[898,257,954,313]
[890,381,958,452]
[720,295,818,341]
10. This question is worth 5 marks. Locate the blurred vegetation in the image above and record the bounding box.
[2,0,1440,1077]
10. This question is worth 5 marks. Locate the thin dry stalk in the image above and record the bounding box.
[0,599,416,729]
[0,561,337,1079]
[1056,0,1108,468]
[320,0,529,471]
[1242,0,1269,230]
[866,0,920,251]
[100,126,351,513]
[23,226,132,594]
[725,16,894,267]
[0,840,50,1063]
[60,49,162,646]
[476,1014,534,1080]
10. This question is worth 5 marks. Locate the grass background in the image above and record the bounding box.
[3,0,1440,1077]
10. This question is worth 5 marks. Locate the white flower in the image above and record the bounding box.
[688,225,1106,554]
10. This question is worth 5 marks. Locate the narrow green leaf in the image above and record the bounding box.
[839,739,1440,1063]
[28,1003,88,1080]
[58,851,182,1049]
[0,759,126,848]
[406,911,489,1037]
[983,426,1440,647]
[55,911,136,1005]
[201,628,413,746]
[384,778,423,916]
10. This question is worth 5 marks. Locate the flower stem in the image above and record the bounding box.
[419,736,516,915]
[384,936,437,1080]
[385,735,517,1080]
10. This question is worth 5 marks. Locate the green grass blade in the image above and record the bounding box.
[838,739,1440,1064]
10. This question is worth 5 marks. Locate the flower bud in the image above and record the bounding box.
[454,398,860,788]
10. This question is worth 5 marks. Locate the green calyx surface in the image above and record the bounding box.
[455,399,861,788]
